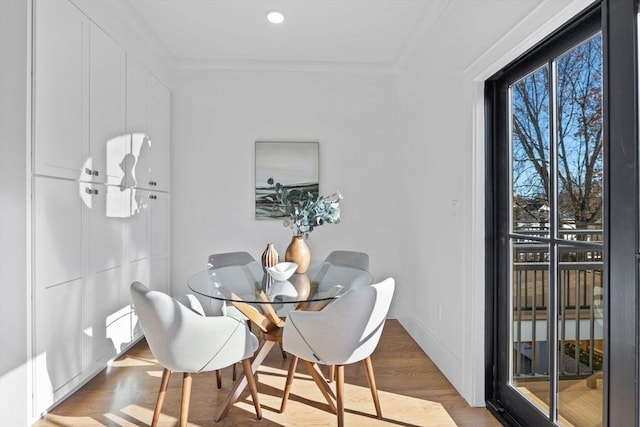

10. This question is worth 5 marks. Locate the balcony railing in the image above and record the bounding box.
[512,234,603,379]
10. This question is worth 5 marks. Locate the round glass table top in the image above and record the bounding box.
[187,260,373,305]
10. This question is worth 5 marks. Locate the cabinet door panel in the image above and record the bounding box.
[34,0,87,179]
[127,190,150,262]
[150,192,169,258]
[125,57,149,189]
[151,256,169,294]
[89,24,126,185]
[126,57,170,191]
[129,258,150,293]
[128,256,148,342]
[34,178,83,289]
[91,266,125,364]
[132,132,152,190]
[125,56,146,134]
[147,76,170,191]
[91,185,124,273]
[34,278,83,408]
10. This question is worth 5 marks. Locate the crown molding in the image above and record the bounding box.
[464,0,595,80]
[171,58,397,75]
[392,0,456,73]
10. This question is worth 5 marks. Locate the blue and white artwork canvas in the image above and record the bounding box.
[255,141,319,219]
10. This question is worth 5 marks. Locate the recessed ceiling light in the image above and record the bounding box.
[266,10,285,24]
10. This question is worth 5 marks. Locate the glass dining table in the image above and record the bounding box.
[187,259,374,421]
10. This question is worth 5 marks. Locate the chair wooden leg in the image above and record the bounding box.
[301,360,337,413]
[232,362,237,381]
[336,365,345,427]
[179,373,193,427]
[214,341,275,422]
[279,342,287,358]
[151,368,171,427]
[242,358,262,420]
[216,369,222,389]
[280,355,299,413]
[328,365,335,383]
[364,357,382,418]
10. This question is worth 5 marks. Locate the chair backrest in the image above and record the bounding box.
[174,293,206,316]
[317,264,373,289]
[130,281,258,373]
[325,250,369,271]
[199,252,258,315]
[284,278,394,365]
[208,251,256,269]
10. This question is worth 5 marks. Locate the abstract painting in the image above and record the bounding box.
[255,141,319,219]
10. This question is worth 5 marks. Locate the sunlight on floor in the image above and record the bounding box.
[104,408,148,426]
[108,355,157,368]
[238,364,458,426]
[37,364,457,427]
[117,405,169,426]
[36,415,104,426]
[146,369,165,378]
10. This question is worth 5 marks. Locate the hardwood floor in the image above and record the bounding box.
[33,320,500,426]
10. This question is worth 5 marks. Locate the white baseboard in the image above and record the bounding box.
[397,311,466,401]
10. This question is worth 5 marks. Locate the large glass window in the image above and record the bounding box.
[489,1,640,425]
[487,6,606,425]
[509,32,603,427]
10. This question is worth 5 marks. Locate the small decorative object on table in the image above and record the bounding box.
[268,177,342,273]
[261,243,279,269]
[266,262,298,281]
[285,236,311,274]
[261,243,279,288]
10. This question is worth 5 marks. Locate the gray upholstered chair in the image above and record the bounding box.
[322,250,371,383]
[198,252,263,383]
[130,281,261,426]
[207,251,290,360]
[208,251,256,268]
[199,251,260,317]
[280,278,395,426]
[325,250,370,271]
[173,293,229,389]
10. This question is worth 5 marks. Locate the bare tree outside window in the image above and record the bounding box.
[512,65,550,231]
[512,35,602,242]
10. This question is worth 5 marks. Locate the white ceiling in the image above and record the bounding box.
[125,0,447,71]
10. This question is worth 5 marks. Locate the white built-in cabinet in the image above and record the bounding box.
[33,0,87,181]
[33,177,84,411]
[89,23,128,186]
[128,189,171,340]
[126,56,171,192]
[32,0,170,416]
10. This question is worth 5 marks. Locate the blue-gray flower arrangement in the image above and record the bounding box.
[267,177,342,238]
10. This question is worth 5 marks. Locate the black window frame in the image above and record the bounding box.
[484,1,640,425]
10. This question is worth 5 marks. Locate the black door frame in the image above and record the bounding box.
[485,1,639,425]
[602,0,638,425]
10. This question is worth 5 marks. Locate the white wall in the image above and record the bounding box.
[0,1,30,425]
[394,0,594,407]
[170,69,401,312]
